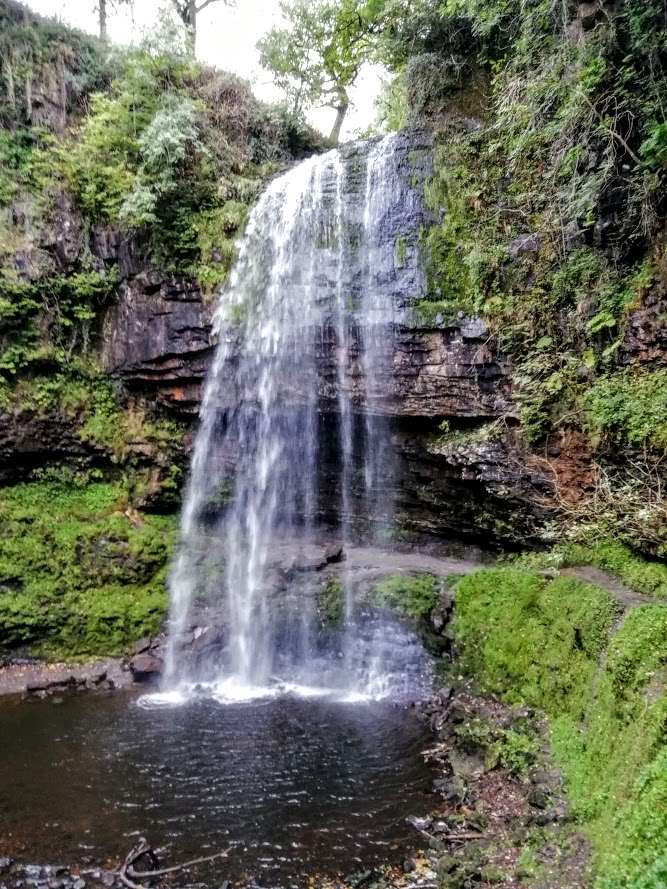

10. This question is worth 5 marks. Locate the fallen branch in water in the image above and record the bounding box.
[118,838,232,889]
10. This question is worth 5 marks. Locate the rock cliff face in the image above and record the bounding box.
[102,272,215,415]
[0,408,100,484]
[624,251,667,366]
[0,128,562,547]
[376,322,514,419]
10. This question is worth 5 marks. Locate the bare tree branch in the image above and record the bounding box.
[196,0,227,13]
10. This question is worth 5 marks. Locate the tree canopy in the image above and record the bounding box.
[258,0,386,143]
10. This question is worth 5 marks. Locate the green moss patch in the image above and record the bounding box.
[0,479,177,659]
[584,368,667,453]
[455,570,620,715]
[369,573,442,619]
[317,577,345,627]
[317,572,443,628]
[454,568,667,887]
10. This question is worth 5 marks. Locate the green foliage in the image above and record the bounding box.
[317,572,442,626]
[47,33,316,276]
[201,479,234,513]
[5,362,187,475]
[318,577,345,626]
[641,122,667,170]
[583,367,667,452]
[194,203,246,290]
[78,380,187,463]
[454,715,541,776]
[417,120,658,444]
[393,0,666,455]
[59,90,139,219]
[376,0,487,71]
[598,748,667,889]
[551,606,667,887]
[0,270,119,381]
[57,40,202,225]
[0,0,113,130]
[0,479,177,657]
[494,727,540,776]
[0,128,54,204]
[562,541,667,598]
[372,72,408,132]
[0,8,322,418]
[454,568,667,887]
[419,155,477,320]
[121,94,201,224]
[258,0,383,140]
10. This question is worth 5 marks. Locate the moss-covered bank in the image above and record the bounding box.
[453,568,667,887]
[0,476,177,659]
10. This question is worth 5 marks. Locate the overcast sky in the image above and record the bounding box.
[21,0,382,139]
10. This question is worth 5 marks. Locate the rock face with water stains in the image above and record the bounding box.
[102,272,215,416]
[391,323,514,419]
[623,257,667,366]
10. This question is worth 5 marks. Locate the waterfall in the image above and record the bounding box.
[161,134,432,704]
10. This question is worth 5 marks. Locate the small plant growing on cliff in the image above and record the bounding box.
[318,577,345,626]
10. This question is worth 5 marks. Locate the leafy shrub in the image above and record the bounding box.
[641,121,667,170]
[583,368,667,452]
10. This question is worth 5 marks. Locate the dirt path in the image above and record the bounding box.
[562,565,658,611]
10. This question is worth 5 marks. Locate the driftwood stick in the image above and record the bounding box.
[118,838,232,889]
[127,847,233,879]
[443,831,485,841]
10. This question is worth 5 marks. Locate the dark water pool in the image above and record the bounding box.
[0,692,435,885]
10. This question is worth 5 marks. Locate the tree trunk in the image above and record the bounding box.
[329,97,349,144]
[5,59,15,110]
[99,0,108,40]
[187,0,197,53]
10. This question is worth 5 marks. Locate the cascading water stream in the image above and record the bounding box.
[161,134,433,704]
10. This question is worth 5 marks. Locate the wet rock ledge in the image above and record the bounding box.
[0,637,166,698]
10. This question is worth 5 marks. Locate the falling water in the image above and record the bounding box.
[162,134,432,703]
